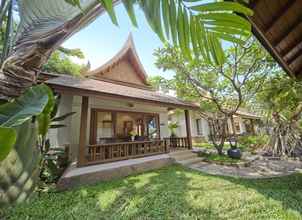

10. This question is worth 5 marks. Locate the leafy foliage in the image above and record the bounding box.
[0,127,16,161]
[256,73,302,120]
[0,84,51,161]
[198,151,242,164]
[43,49,89,76]
[148,75,175,94]
[237,134,269,152]
[60,0,253,66]
[168,121,179,136]
[155,39,275,116]
[37,94,75,184]
[154,38,275,153]
[255,73,302,157]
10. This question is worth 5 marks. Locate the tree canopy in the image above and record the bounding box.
[154,38,276,115]
[42,47,90,76]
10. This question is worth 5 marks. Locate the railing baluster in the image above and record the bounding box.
[87,139,174,165]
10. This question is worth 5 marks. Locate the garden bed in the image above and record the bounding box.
[197,151,252,167]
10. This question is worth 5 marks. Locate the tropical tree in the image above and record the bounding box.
[43,47,89,76]
[148,75,175,94]
[154,39,275,154]
[0,0,253,100]
[256,73,302,157]
[0,0,253,204]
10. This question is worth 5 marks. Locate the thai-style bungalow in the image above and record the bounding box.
[45,35,199,168]
[170,108,262,143]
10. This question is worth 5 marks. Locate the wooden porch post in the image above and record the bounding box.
[184,109,192,149]
[251,119,256,135]
[78,96,89,167]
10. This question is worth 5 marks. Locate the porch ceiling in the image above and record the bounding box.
[248,0,302,79]
[46,75,199,110]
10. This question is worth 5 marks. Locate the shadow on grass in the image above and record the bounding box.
[218,172,302,215]
[4,165,302,219]
[92,166,222,219]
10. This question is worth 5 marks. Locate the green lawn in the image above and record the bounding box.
[3,165,302,220]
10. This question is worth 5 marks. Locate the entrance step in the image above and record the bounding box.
[171,152,197,161]
[169,149,202,166]
[169,149,192,157]
[178,157,204,166]
[57,154,173,190]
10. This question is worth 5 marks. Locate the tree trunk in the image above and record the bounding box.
[0,63,37,100]
[268,112,302,157]
[208,116,228,155]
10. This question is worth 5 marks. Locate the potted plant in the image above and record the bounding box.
[168,122,179,137]
[227,136,242,159]
[129,130,137,141]
[168,122,179,148]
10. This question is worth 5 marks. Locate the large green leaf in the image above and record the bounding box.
[37,113,52,138]
[0,84,51,127]
[169,0,178,46]
[37,86,55,137]
[162,0,170,40]
[98,0,118,25]
[123,0,138,27]
[190,2,253,16]
[0,126,16,161]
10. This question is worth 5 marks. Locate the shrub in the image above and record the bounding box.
[238,135,269,152]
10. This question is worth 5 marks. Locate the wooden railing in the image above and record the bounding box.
[164,137,190,149]
[86,140,168,165]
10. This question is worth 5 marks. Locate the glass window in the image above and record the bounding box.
[196,119,202,135]
[145,115,159,139]
[235,121,241,133]
[97,112,113,143]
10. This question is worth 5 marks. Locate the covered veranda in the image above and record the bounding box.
[47,75,199,167]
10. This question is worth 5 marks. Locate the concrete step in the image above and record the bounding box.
[169,149,192,157]
[57,154,173,190]
[172,153,197,161]
[178,157,204,166]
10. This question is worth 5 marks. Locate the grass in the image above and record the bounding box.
[198,151,242,164]
[2,165,302,220]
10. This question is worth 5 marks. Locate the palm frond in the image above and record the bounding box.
[2,0,253,69]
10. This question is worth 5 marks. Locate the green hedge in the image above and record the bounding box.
[237,135,269,152]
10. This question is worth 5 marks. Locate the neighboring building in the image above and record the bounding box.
[169,108,263,143]
[45,35,198,166]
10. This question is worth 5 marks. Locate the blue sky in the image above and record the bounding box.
[63,4,173,79]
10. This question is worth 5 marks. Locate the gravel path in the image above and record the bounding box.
[190,149,302,179]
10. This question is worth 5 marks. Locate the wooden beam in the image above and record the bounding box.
[184,110,192,149]
[282,37,302,59]
[49,84,199,110]
[293,62,302,78]
[89,109,97,145]
[274,16,302,47]
[286,48,302,65]
[78,96,89,167]
[265,0,296,34]
[249,17,295,78]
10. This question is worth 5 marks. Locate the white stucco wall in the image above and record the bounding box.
[170,110,210,140]
[47,94,73,148]
[238,117,246,133]
[49,95,171,161]
[170,110,260,142]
